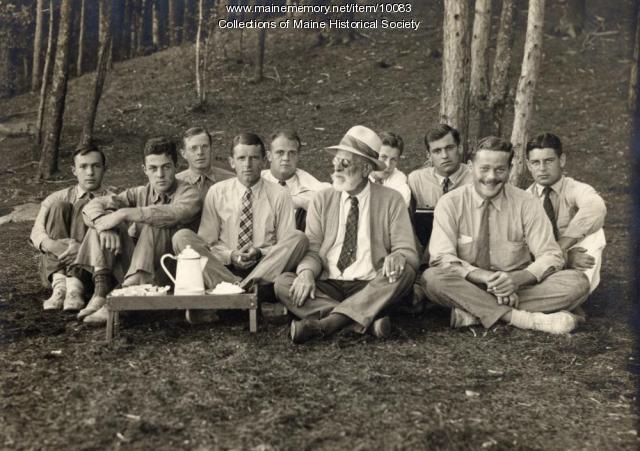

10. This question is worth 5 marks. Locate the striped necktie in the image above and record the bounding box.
[237,188,253,249]
[337,196,359,273]
[475,200,491,270]
[442,177,451,194]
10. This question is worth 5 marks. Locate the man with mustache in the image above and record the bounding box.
[30,142,111,312]
[261,129,331,231]
[408,124,473,209]
[171,132,309,323]
[73,138,201,324]
[274,125,418,343]
[422,136,590,334]
[176,126,235,230]
[525,132,606,294]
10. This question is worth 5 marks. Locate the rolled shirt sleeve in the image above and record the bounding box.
[561,181,607,240]
[522,197,565,281]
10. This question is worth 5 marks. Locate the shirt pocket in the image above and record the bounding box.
[456,235,474,262]
[492,240,531,271]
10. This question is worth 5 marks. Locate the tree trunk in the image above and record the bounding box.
[130,0,138,57]
[81,0,112,146]
[76,0,86,76]
[152,0,161,49]
[629,4,640,112]
[100,0,114,65]
[183,0,192,42]
[39,0,73,180]
[468,0,493,148]
[168,0,177,46]
[440,0,471,158]
[37,0,57,146]
[136,0,147,53]
[254,28,266,82]
[555,0,586,38]
[510,0,545,187]
[484,0,515,136]
[195,0,206,105]
[32,0,45,91]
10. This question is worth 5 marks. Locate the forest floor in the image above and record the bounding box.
[1,1,639,450]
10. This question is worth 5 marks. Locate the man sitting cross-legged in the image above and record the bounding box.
[74,138,201,324]
[172,133,309,323]
[261,129,330,231]
[368,131,411,207]
[525,132,607,294]
[176,126,235,230]
[30,142,111,311]
[274,125,419,344]
[422,136,590,335]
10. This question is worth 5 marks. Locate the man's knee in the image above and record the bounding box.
[171,228,199,252]
[562,269,590,301]
[286,230,309,248]
[274,272,297,305]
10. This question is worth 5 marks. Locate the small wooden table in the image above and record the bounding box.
[105,290,258,342]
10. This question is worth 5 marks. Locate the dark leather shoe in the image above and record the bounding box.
[290,319,324,344]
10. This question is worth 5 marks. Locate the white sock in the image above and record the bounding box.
[66,277,84,295]
[510,309,577,335]
[51,273,67,293]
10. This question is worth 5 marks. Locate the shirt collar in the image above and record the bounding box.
[534,175,565,197]
[183,167,218,184]
[434,163,465,184]
[471,184,504,211]
[151,181,177,204]
[235,177,263,195]
[340,180,371,205]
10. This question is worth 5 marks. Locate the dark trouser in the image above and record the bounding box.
[39,199,89,287]
[171,229,309,289]
[75,223,175,285]
[422,267,591,328]
[274,266,416,333]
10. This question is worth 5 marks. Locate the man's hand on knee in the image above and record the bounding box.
[98,230,121,255]
[567,247,595,270]
[58,240,80,266]
[382,253,406,284]
[289,269,316,307]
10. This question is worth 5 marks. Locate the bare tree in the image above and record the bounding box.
[468,0,493,148]
[81,0,112,146]
[510,0,546,186]
[37,0,57,146]
[555,0,586,38]
[152,0,161,49]
[76,0,86,76]
[440,0,471,157]
[485,0,515,136]
[168,0,177,46]
[136,0,147,53]
[32,0,45,91]
[39,0,73,179]
[195,0,206,105]
[254,28,266,82]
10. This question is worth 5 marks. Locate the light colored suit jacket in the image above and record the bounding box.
[297,182,419,279]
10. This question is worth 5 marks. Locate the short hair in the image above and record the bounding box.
[470,136,514,165]
[230,133,266,157]
[72,141,106,166]
[526,132,563,159]
[182,126,212,147]
[379,131,404,155]
[269,129,301,151]
[424,124,460,151]
[143,137,178,164]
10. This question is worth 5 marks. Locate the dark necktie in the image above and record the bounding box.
[475,200,491,270]
[542,186,559,240]
[278,180,287,187]
[442,177,451,194]
[237,188,253,249]
[337,196,359,273]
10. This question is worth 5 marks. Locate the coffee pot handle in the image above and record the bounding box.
[160,254,177,285]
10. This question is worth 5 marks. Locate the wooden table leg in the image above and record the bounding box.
[249,308,257,333]
[106,310,115,342]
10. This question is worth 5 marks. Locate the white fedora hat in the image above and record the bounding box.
[325,125,386,171]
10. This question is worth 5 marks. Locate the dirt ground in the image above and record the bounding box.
[1,1,639,450]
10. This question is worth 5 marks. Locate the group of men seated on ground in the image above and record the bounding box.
[30,123,606,343]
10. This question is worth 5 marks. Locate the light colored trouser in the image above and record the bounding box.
[39,200,89,285]
[274,266,416,333]
[422,267,590,328]
[171,229,309,289]
[571,228,605,293]
[74,224,173,284]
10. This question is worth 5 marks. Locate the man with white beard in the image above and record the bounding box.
[274,125,418,344]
